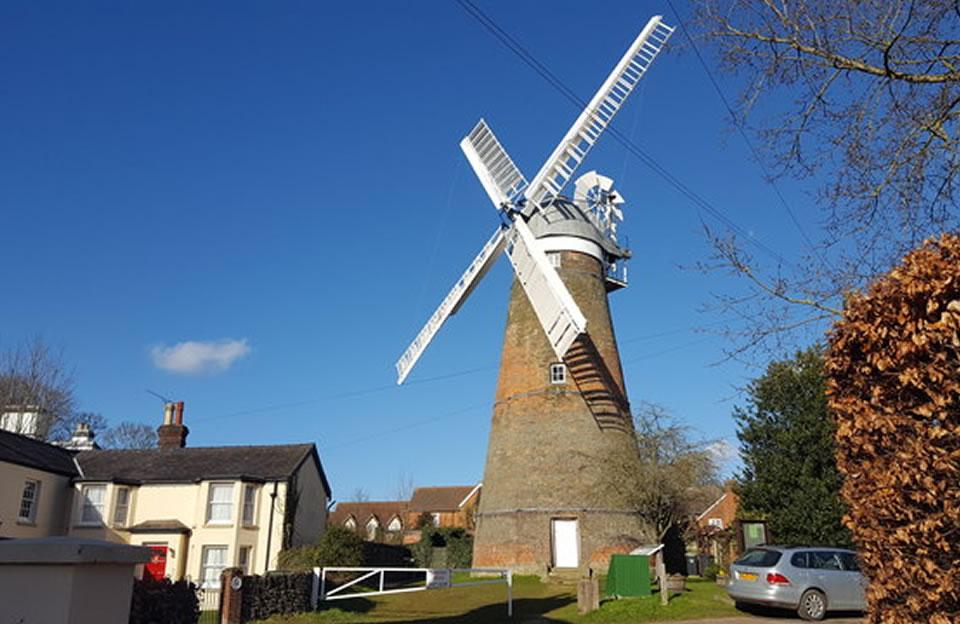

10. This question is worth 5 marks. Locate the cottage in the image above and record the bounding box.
[0,402,332,587]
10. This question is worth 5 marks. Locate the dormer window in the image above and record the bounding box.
[550,363,567,384]
[344,516,356,530]
[387,516,402,532]
[366,517,379,540]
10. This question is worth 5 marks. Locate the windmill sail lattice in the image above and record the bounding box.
[395,227,506,384]
[460,120,528,209]
[522,16,673,213]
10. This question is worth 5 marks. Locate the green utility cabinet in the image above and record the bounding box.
[605,554,651,598]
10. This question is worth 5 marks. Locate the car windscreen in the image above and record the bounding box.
[734,548,782,567]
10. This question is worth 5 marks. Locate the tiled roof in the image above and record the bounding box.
[329,501,407,527]
[0,429,78,476]
[408,485,478,512]
[76,444,331,496]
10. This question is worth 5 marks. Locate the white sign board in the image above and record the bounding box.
[426,568,451,589]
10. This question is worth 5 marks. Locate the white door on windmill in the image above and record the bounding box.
[552,519,579,568]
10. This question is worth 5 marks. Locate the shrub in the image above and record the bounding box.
[278,526,365,572]
[415,512,434,529]
[827,232,960,623]
[702,563,720,581]
[411,527,472,568]
[129,577,199,624]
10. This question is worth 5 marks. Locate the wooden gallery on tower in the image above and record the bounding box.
[395,16,675,576]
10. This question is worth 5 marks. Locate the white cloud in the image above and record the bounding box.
[707,439,738,464]
[151,338,252,374]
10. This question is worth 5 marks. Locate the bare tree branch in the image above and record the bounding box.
[687,0,960,356]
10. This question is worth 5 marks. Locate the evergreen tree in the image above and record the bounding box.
[735,346,851,546]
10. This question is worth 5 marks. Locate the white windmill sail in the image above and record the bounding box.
[395,15,672,384]
[460,119,528,209]
[504,219,587,358]
[461,120,587,359]
[395,226,507,384]
[522,15,674,213]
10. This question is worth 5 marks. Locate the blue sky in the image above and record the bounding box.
[0,1,828,502]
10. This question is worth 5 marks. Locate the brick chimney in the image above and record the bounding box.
[157,401,189,449]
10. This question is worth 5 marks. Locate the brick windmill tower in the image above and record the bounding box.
[396,16,673,575]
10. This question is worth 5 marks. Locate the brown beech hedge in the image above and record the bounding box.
[826,232,960,624]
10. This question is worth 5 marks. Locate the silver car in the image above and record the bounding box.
[726,546,866,621]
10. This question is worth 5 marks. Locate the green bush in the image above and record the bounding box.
[702,563,720,581]
[415,512,434,529]
[277,526,365,572]
[446,533,473,569]
[129,577,199,624]
[411,527,473,568]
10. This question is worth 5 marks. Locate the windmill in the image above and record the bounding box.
[396,16,673,574]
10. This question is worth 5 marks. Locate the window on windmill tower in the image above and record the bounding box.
[548,252,561,268]
[550,363,567,384]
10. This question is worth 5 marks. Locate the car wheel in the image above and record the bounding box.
[797,589,827,621]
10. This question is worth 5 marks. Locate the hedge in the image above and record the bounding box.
[129,578,199,624]
[240,572,313,622]
[411,527,472,568]
[827,231,960,624]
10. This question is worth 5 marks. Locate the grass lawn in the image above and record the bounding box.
[199,610,219,624]
[249,576,739,624]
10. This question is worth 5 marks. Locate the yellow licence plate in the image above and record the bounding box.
[739,572,758,581]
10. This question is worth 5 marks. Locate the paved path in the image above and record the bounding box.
[654,617,864,624]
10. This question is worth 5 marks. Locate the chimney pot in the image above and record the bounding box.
[175,401,184,425]
[163,403,174,425]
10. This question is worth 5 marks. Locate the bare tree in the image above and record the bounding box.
[57,411,109,442]
[689,0,960,355]
[99,422,156,449]
[0,337,76,439]
[394,472,415,501]
[351,487,370,503]
[631,401,721,541]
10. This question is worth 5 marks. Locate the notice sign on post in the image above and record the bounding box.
[426,568,451,589]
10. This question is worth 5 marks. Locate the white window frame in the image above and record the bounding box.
[550,363,567,384]
[366,517,379,540]
[344,516,356,530]
[548,252,561,268]
[79,484,107,526]
[113,486,131,526]
[206,483,234,525]
[707,517,724,528]
[18,479,40,523]
[387,516,402,532]
[431,512,441,526]
[237,545,252,574]
[201,545,228,588]
[241,484,258,526]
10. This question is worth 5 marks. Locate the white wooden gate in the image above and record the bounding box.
[314,566,512,618]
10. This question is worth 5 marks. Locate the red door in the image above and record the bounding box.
[144,545,167,580]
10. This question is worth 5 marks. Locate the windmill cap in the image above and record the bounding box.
[528,196,631,261]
